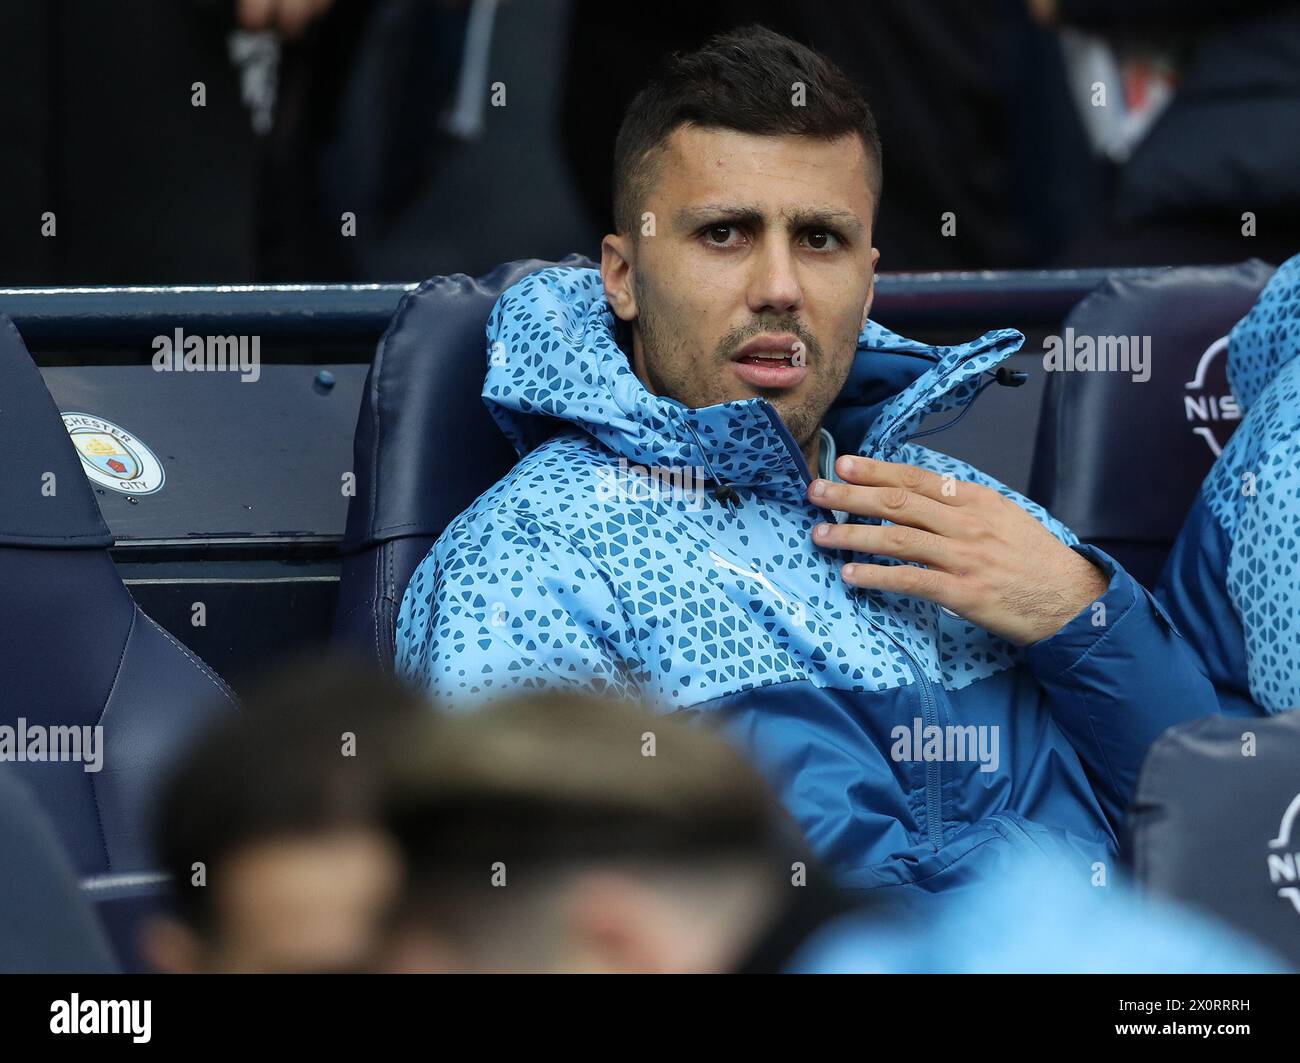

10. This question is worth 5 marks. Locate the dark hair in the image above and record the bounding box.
[382,690,855,971]
[154,656,426,935]
[383,689,802,882]
[612,25,883,237]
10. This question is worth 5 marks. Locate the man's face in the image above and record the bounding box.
[210,830,401,972]
[602,126,879,455]
[147,828,402,973]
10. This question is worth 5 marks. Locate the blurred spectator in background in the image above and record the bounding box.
[0,0,601,284]
[3,1,1294,285]
[1032,0,1300,265]
[1,0,258,284]
[0,0,356,285]
[145,658,422,973]
[327,0,603,280]
[559,0,1100,271]
[235,0,336,38]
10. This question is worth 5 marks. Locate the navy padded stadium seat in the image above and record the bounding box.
[1129,709,1300,968]
[334,255,595,670]
[0,767,117,973]
[0,315,237,876]
[1028,261,1274,590]
[79,870,173,974]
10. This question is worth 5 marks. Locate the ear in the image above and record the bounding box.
[140,915,207,974]
[601,233,639,322]
[861,247,881,331]
[563,870,672,974]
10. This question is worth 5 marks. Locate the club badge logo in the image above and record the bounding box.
[62,413,165,495]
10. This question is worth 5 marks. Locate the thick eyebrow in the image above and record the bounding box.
[672,203,865,239]
[785,207,865,239]
[673,203,765,232]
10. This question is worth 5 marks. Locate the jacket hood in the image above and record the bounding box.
[1228,253,1300,413]
[483,266,1025,489]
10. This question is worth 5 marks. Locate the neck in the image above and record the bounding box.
[802,431,821,480]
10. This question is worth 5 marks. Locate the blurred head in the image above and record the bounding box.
[603,25,883,460]
[377,690,817,974]
[146,658,424,973]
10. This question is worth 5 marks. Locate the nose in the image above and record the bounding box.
[746,238,804,317]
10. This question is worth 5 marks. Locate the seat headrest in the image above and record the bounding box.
[1131,709,1300,966]
[1028,260,1275,544]
[343,254,596,552]
[0,315,113,548]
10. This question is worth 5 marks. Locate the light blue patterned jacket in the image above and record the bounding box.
[397,265,1219,895]
[1159,254,1300,717]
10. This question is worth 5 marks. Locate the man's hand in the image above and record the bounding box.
[809,455,1110,646]
[237,0,334,39]
[1025,0,1060,27]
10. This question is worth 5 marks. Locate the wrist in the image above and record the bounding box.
[1027,550,1113,645]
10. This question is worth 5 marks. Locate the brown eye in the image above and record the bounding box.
[807,230,840,250]
[706,225,733,244]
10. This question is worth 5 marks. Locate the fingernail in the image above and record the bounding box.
[810,479,826,499]
[842,563,856,580]
[839,455,858,474]
[814,523,829,540]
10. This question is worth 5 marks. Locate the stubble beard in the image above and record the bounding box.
[633,291,836,459]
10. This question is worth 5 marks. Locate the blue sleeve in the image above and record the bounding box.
[1155,494,1261,717]
[903,443,1223,825]
[1025,544,1222,828]
[395,513,640,705]
[1228,440,1300,715]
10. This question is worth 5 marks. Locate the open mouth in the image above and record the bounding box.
[735,350,797,367]
[729,336,809,389]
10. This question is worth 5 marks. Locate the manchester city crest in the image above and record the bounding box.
[62,413,165,495]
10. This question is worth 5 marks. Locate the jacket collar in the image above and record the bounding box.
[484,266,1025,505]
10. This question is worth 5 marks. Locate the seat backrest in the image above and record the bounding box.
[0,315,237,875]
[1028,261,1274,588]
[78,871,173,974]
[1129,709,1300,967]
[0,767,117,973]
[333,255,594,669]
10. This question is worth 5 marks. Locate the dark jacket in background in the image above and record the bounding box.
[0,0,257,285]
[1055,0,1300,265]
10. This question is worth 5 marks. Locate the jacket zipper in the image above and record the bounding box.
[759,402,946,851]
[906,657,944,851]
[848,355,1009,853]
[855,354,1005,850]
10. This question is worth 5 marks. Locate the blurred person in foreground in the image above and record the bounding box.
[145,659,423,974]
[379,690,846,974]
[376,690,1286,974]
